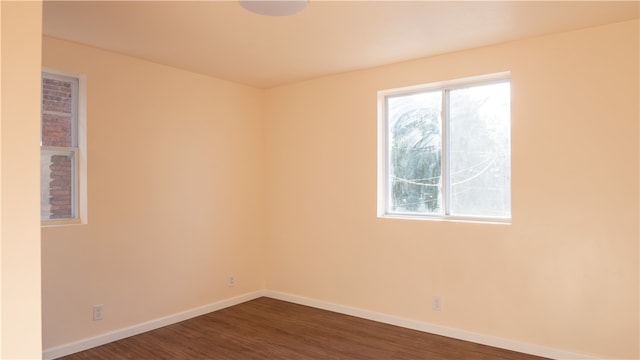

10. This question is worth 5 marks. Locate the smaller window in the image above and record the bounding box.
[40,69,86,225]
[378,73,511,222]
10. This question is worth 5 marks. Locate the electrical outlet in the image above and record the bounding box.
[432,296,442,312]
[93,304,103,321]
[228,275,235,288]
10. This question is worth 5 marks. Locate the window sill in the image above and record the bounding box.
[41,219,84,227]
[379,213,511,225]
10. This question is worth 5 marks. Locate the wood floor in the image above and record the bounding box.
[60,297,549,360]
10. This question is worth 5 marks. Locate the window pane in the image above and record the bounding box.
[387,91,442,214]
[41,150,76,220]
[42,75,77,147]
[449,82,511,217]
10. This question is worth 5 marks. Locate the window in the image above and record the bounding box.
[378,73,511,222]
[41,69,86,224]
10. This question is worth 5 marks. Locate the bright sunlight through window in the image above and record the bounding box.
[378,73,511,223]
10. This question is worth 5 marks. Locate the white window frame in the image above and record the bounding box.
[41,68,87,226]
[377,72,511,224]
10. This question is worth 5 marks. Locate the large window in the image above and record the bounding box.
[41,69,86,224]
[378,73,511,222]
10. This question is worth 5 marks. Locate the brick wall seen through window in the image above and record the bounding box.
[41,72,79,221]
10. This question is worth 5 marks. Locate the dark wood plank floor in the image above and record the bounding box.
[60,297,549,360]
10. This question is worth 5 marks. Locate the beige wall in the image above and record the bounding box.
[0,1,43,358]
[41,37,266,348]
[264,19,639,359]
[41,19,638,360]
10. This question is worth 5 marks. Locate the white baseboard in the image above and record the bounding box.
[42,290,267,360]
[43,289,599,360]
[263,290,599,360]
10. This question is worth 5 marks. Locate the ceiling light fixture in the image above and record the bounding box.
[239,0,308,16]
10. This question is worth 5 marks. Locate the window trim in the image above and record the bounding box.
[377,72,511,224]
[41,67,87,226]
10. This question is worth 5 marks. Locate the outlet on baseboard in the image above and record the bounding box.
[93,304,103,321]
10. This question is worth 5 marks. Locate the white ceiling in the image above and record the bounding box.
[43,1,639,88]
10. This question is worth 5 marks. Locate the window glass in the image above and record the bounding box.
[41,150,76,220]
[379,74,511,222]
[449,82,511,217]
[41,71,81,223]
[41,76,77,147]
[387,90,442,214]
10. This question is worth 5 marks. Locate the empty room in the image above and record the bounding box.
[0,1,638,359]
